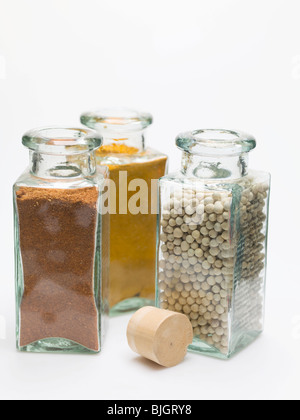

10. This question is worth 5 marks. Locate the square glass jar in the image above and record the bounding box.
[156,130,270,359]
[14,128,109,354]
[81,109,168,316]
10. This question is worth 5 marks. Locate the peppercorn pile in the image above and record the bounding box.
[157,175,269,356]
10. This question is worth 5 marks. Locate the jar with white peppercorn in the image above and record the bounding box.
[156,130,270,359]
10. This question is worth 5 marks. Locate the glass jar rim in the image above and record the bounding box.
[176,129,256,156]
[81,108,153,133]
[22,127,103,155]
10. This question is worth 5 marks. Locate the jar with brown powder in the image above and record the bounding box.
[14,127,109,354]
[81,109,168,316]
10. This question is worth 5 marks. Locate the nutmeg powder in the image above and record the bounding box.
[16,186,100,351]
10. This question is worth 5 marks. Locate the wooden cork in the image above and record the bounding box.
[127,307,193,368]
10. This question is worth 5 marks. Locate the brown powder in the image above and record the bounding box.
[16,186,100,351]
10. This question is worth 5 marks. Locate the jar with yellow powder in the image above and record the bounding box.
[81,109,168,316]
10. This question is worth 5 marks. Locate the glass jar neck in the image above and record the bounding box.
[29,151,97,179]
[101,130,146,154]
[181,152,249,180]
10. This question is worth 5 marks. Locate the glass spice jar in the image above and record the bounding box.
[156,129,271,359]
[81,109,168,316]
[14,127,109,354]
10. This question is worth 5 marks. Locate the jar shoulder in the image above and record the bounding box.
[13,168,105,191]
[159,169,271,189]
[96,147,168,166]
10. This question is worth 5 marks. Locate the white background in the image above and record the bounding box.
[0,0,299,401]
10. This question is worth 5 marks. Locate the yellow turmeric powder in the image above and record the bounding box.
[97,143,139,156]
[96,145,167,314]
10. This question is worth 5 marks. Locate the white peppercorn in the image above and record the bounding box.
[158,175,269,358]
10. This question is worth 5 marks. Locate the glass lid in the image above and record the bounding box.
[176,129,256,156]
[22,127,103,155]
[81,108,153,133]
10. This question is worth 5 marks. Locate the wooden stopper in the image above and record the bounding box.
[127,307,193,368]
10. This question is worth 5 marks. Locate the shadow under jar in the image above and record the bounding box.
[14,128,109,354]
[81,109,168,316]
[156,130,271,359]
